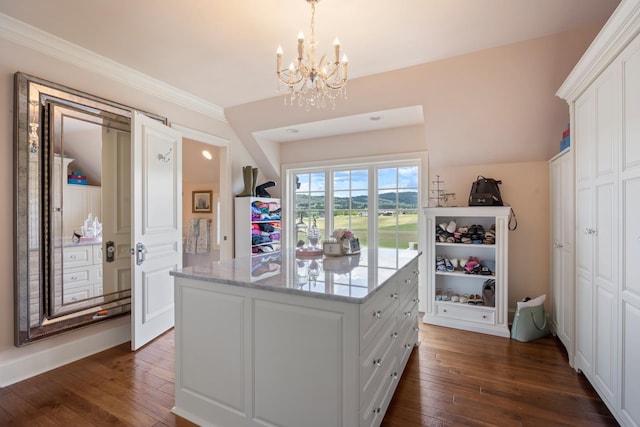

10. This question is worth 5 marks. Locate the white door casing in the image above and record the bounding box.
[131,112,182,350]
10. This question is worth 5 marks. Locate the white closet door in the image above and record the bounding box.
[592,63,620,405]
[620,34,640,427]
[574,89,596,375]
[131,112,182,350]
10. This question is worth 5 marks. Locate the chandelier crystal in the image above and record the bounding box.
[276,0,348,110]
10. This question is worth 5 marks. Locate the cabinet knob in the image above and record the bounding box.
[373,358,382,367]
[482,315,487,319]
[391,372,398,380]
[373,310,382,319]
[413,326,419,332]
[391,292,399,299]
[405,343,412,349]
[70,276,78,281]
[413,270,419,275]
[373,408,382,415]
[404,311,412,318]
[412,298,420,303]
[443,309,447,313]
[391,332,398,339]
[405,279,412,284]
[69,255,77,260]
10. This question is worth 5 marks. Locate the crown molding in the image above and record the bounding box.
[556,0,640,102]
[0,12,226,122]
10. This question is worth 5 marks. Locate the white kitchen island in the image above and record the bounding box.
[170,248,421,427]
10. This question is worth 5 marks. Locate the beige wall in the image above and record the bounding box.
[430,162,550,312]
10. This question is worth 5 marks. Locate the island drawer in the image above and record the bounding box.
[360,316,398,408]
[360,286,398,351]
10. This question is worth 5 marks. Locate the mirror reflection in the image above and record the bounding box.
[14,73,166,345]
[50,104,131,317]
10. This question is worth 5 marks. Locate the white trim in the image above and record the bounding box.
[171,124,234,260]
[0,318,130,387]
[0,13,226,122]
[556,0,640,102]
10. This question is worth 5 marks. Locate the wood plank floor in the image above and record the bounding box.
[0,321,618,426]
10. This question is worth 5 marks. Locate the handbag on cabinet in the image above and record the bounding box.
[510,295,550,342]
[468,176,504,206]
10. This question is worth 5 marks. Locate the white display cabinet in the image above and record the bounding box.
[423,206,511,338]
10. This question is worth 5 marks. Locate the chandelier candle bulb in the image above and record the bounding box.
[298,31,305,58]
[276,46,283,72]
[334,37,340,63]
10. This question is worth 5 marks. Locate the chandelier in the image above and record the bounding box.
[276,0,348,110]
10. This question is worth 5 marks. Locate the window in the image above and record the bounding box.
[288,160,421,295]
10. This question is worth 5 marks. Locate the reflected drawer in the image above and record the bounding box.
[63,246,93,268]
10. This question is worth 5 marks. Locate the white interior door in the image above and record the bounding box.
[131,111,182,350]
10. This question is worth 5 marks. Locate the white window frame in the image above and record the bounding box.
[283,152,428,252]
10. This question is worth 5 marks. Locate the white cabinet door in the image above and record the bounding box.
[131,112,182,350]
[549,150,574,361]
[592,63,620,405]
[620,34,640,427]
[574,89,596,374]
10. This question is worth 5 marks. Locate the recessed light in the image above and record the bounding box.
[202,150,212,160]
[369,116,382,121]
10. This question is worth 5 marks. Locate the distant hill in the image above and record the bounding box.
[297,191,418,211]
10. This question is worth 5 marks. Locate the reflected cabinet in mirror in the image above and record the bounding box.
[14,73,166,345]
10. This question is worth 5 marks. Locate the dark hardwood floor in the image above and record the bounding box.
[0,320,618,426]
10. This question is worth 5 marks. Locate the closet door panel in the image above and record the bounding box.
[624,178,640,298]
[594,68,619,178]
[621,302,640,426]
[595,183,616,289]
[622,36,640,170]
[575,93,595,186]
[594,285,616,404]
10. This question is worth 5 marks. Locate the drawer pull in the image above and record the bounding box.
[391,372,398,380]
[373,408,382,415]
[443,309,447,313]
[391,332,398,339]
[391,292,399,300]
[373,310,382,319]
[69,255,77,260]
[71,297,78,301]
[404,311,412,318]
[413,326,419,332]
[412,298,420,303]
[482,315,487,319]
[405,343,412,349]
[70,276,78,281]
[373,358,382,367]
[405,279,412,284]
[413,270,419,275]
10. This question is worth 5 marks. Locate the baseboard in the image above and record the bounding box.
[0,317,130,387]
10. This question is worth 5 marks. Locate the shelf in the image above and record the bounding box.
[435,271,495,279]
[435,242,494,248]
[252,241,280,248]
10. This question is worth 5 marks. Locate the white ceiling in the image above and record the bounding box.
[0,0,620,111]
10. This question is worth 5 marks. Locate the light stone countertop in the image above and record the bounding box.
[171,247,421,304]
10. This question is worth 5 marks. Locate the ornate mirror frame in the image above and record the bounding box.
[14,72,166,346]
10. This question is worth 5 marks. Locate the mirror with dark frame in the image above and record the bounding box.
[14,72,166,346]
